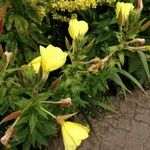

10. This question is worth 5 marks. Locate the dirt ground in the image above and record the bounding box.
[48,90,150,150]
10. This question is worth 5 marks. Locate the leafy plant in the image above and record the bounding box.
[0,0,150,150]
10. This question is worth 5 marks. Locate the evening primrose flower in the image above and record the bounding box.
[29,45,68,74]
[68,18,88,39]
[61,121,89,150]
[29,56,41,73]
[116,2,134,26]
[56,114,90,150]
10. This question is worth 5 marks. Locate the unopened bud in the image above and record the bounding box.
[60,97,72,106]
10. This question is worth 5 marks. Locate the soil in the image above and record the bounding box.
[48,90,150,150]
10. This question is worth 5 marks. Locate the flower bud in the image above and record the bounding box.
[68,18,88,39]
[116,2,134,26]
[60,97,72,106]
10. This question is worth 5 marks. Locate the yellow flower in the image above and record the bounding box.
[116,2,134,26]
[28,45,68,73]
[28,56,41,73]
[68,18,88,39]
[40,45,68,73]
[61,121,90,150]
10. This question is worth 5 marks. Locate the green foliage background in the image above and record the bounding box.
[0,0,150,149]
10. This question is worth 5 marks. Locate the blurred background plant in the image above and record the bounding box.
[0,0,150,149]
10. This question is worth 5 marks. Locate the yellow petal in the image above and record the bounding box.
[40,45,68,73]
[68,18,88,39]
[61,121,90,150]
[116,2,134,25]
[28,56,41,73]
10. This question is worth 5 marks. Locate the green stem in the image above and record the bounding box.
[12,117,20,127]
[40,107,56,119]
[22,102,32,113]
[42,101,60,104]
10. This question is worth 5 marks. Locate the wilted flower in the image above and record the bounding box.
[135,0,143,10]
[29,44,68,74]
[88,56,109,73]
[68,18,88,39]
[1,127,14,148]
[57,115,90,150]
[1,111,22,123]
[116,2,134,26]
[60,97,72,106]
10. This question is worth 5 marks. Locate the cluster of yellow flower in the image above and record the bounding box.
[52,0,97,12]
[28,18,88,79]
[52,12,69,22]
[51,0,116,21]
[52,0,117,12]
[37,6,46,21]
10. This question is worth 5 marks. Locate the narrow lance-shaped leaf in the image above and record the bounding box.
[138,51,150,82]
[118,69,145,93]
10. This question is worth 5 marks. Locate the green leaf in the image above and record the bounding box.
[15,14,38,49]
[12,0,24,15]
[65,37,71,50]
[25,4,41,23]
[15,15,29,40]
[29,23,49,45]
[36,131,48,146]
[96,31,111,44]
[111,72,131,98]
[96,101,119,114]
[3,11,15,31]
[0,0,9,6]
[118,69,145,93]
[138,51,150,82]
[5,40,18,55]
[35,107,48,119]
[29,112,37,134]
[31,128,37,147]
[118,52,125,65]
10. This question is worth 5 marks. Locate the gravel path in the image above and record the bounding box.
[49,90,150,150]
